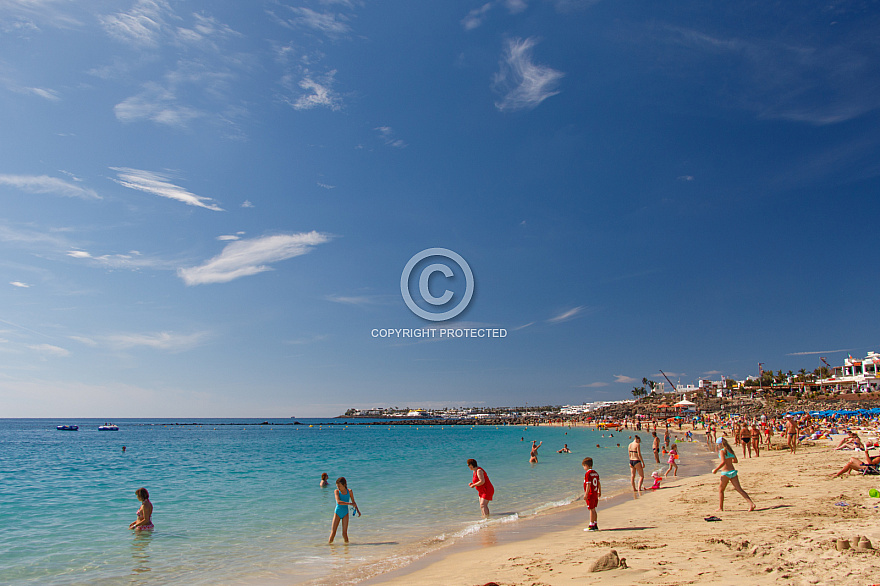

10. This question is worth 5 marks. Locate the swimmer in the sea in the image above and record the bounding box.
[129,487,154,531]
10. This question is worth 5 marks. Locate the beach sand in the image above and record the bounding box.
[370,438,880,585]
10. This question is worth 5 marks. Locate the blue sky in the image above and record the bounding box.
[1,0,878,417]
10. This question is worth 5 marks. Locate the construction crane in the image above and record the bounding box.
[659,370,677,394]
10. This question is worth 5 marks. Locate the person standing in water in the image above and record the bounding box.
[328,477,360,544]
[129,487,154,531]
[712,437,755,512]
[529,440,542,463]
[467,459,494,517]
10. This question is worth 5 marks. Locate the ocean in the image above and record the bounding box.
[0,418,692,584]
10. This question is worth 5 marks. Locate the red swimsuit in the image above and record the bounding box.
[472,467,495,501]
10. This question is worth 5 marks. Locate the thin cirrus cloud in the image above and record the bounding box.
[614,374,637,384]
[493,37,564,112]
[461,3,492,30]
[99,0,171,47]
[374,126,406,148]
[10,281,30,288]
[27,343,70,357]
[66,248,173,270]
[547,305,585,324]
[580,381,609,387]
[178,231,332,285]
[109,167,223,211]
[0,174,100,200]
[288,7,351,36]
[105,331,209,351]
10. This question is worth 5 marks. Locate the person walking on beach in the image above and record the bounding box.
[750,422,761,457]
[582,457,601,531]
[467,459,494,517]
[785,415,799,454]
[328,477,360,544]
[628,435,645,491]
[712,438,755,512]
[529,440,542,463]
[129,487,154,531]
[665,443,679,477]
[651,432,660,463]
[740,421,752,458]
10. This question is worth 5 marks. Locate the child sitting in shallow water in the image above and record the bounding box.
[650,471,662,490]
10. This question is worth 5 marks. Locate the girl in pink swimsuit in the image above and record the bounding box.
[129,487,154,531]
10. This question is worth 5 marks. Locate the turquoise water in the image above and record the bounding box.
[0,419,672,584]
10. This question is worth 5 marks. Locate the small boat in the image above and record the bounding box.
[56,425,78,431]
[98,423,119,431]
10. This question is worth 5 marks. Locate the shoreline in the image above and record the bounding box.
[289,433,715,586]
[356,436,880,585]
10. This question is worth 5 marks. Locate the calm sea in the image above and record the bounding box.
[0,418,684,584]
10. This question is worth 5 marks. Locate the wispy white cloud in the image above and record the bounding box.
[664,25,880,125]
[0,0,83,30]
[547,305,584,324]
[9,281,29,288]
[374,126,406,148]
[580,381,609,387]
[65,248,173,270]
[317,182,335,190]
[288,7,350,36]
[325,294,394,306]
[285,334,330,345]
[216,233,242,241]
[787,348,851,356]
[677,175,694,181]
[284,71,342,111]
[178,231,332,285]
[27,343,70,357]
[175,13,240,47]
[68,335,97,346]
[110,167,223,211]
[99,0,171,47]
[0,174,100,199]
[241,200,254,208]
[504,0,529,13]
[493,37,564,112]
[462,3,492,30]
[114,82,203,127]
[614,374,637,384]
[105,330,209,351]
[703,370,722,375]
[512,321,534,331]
[24,87,60,101]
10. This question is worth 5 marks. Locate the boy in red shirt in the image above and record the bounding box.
[582,457,601,531]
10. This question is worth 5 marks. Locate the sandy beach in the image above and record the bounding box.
[370,436,880,586]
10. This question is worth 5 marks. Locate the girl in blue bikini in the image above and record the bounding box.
[712,437,755,512]
[328,477,361,544]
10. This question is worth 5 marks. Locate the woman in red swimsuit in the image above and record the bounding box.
[467,458,494,518]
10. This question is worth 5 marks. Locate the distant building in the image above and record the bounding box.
[817,351,880,393]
